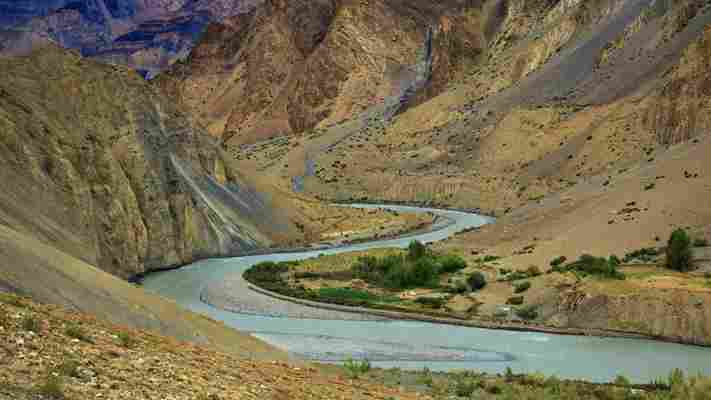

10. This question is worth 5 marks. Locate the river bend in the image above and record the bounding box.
[143,205,711,383]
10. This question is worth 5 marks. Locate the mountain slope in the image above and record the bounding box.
[157,0,484,144]
[0,44,303,279]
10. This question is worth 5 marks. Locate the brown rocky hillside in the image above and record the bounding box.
[157,0,484,144]
[159,0,711,216]
[0,293,425,400]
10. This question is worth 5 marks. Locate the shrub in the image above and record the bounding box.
[515,305,538,320]
[410,258,441,287]
[560,254,625,279]
[499,270,531,282]
[64,324,92,343]
[344,358,371,379]
[57,357,80,378]
[550,256,567,267]
[117,331,135,348]
[482,255,500,263]
[514,281,531,293]
[467,271,487,291]
[666,229,693,272]
[22,315,41,332]
[439,255,468,274]
[624,247,660,263]
[506,296,524,305]
[244,261,290,284]
[407,240,428,261]
[614,374,631,387]
[545,375,562,394]
[454,378,481,397]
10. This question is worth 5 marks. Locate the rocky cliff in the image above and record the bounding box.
[0,44,299,280]
[157,0,484,144]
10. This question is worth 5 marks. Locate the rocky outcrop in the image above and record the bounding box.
[547,288,711,345]
[644,22,711,145]
[157,0,485,144]
[0,45,298,278]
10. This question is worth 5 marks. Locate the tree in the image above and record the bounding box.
[666,228,693,272]
[407,240,428,261]
[467,271,487,291]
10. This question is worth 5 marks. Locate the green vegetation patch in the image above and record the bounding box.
[624,247,660,263]
[352,241,469,290]
[666,228,693,272]
[552,254,625,280]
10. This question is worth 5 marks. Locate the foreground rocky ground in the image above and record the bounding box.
[0,293,421,400]
[3,292,711,400]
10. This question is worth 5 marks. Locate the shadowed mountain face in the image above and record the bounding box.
[0,0,263,77]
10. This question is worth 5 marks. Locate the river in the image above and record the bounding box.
[142,205,711,383]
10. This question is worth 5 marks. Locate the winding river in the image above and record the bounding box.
[143,205,711,383]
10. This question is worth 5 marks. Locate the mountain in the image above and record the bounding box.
[0,43,307,283]
[158,0,710,212]
[0,0,263,77]
[157,0,484,143]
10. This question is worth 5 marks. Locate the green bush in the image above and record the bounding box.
[117,331,135,348]
[407,240,428,261]
[624,247,660,263]
[344,358,371,379]
[414,258,441,285]
[694,238,708,247]
[482,255,500,263]
[514,281,531,293]
[57,357,81,378]
[550,256,567,267]
[614,374,631,387]
[22,315,41,332]
[500,270,530,282]
[666,229,693,272]
[439,255,468,273]
[515,305,539,320]
[243,261,290,284]
[454,378,481,397]
[556,254,625,279]
[64,324,92,343]
[467,271,487,291]
[507,296,524,305]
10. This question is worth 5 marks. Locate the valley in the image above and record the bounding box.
[1,0,711,398]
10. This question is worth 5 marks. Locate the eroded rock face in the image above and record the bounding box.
[157,0,485,144]
[0,45,296,278]
[549,288,711,345]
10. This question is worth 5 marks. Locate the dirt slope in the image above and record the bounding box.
[0,294,423,400]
